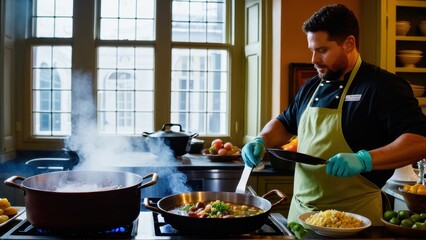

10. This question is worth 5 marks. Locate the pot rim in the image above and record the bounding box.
[7,170,157,193]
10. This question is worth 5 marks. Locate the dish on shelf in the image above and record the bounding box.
[420,20,426,36]
[398,50,423,55]
[396,21,411,36]
[410,84,425,97]
[397,54,422,68]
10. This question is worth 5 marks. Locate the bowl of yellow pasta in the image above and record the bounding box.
[299,209,371,237]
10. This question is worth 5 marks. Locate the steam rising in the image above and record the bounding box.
[65,72,192,196]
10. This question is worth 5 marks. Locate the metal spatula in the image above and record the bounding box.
[235,165,253,194]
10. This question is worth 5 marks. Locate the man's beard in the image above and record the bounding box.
[317,51,348,81]
[320,68,345,81]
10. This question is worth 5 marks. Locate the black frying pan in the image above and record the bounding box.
[267,148,327,165]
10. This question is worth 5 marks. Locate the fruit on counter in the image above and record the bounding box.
[383,210,426,229]
[0,198,18,224]
[402,183,426,195]
[281,136,298,152]
[207,138,241,155]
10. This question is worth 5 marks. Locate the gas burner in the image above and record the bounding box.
[1,218,138,239]
[152,212,284,236]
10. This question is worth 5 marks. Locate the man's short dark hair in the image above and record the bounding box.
[302,4,359,49]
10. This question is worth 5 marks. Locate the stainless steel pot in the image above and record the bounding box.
[143,123,198,156]
[144,189,287,235]
[5,170,158,230]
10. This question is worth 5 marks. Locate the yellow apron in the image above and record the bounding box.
[287,56,383,226]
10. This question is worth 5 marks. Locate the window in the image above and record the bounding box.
[30,0,236,139]
[31,0,73,136]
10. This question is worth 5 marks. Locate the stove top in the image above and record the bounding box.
[1,210,295,239]
[2,196,294,240]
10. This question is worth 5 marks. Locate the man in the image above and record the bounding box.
[242,4,426,226]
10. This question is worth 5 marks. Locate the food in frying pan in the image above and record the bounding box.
[305,209,364,228]
[169,200,264,218]
[0,198,18,223]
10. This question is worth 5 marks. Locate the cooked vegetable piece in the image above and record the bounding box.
[170,200,264,218]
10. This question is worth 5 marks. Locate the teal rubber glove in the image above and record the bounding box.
[326,150,373,177]
[241,137,266,167]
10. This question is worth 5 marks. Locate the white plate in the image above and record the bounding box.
[0,207,25,228]
[299,211,371,237]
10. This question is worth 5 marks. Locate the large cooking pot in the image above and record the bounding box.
[144,189,287,235]
[143,123,198,156]
[5,170,158,230]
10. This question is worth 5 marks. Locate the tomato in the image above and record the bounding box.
[218,148,228,156]
[211,139,223,150]
[223,142,233,151]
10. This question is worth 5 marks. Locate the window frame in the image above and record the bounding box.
[19,0,246,149]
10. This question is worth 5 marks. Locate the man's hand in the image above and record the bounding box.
[241,138,266,167]
[326,150,372,177]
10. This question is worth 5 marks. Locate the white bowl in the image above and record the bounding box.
[299,211,371,237]
[396,21,411,36]
[420,20,426,36]
[397,54,423,67]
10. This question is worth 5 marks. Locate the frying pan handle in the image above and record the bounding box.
[143,197,162,213]
[4,176,26,191]
[136,173,159,191]
[261,189,288,208]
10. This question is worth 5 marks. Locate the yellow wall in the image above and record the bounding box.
[273,1,362,116]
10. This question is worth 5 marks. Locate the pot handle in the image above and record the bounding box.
[190,133,199,138]
[162,123,182,131]
[4,176,26,191]
[261,189,288,208]
[143,197,164,214]
[142,132,152,137]
[136,173,159,191]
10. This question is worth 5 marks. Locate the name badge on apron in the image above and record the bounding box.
[345,94,361,102]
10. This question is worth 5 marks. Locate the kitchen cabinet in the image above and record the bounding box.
[250,175,294,217]
[363,0,426,106]
[389,0,426,105]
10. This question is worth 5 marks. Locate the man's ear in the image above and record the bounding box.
[344,35,356,53]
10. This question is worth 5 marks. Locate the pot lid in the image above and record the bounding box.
[143,123,195,138]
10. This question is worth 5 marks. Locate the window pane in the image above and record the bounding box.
[33,0,73,38]
[172,0,225,43]
[100,0,155,40]
[101,0,118,17]
[171,48,228,135]
[98,47,155,134]
[100,19,119,39]
[32,46,72,136]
